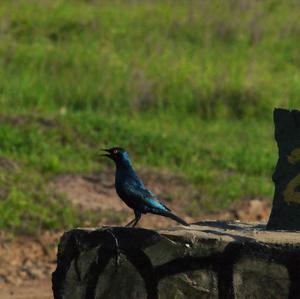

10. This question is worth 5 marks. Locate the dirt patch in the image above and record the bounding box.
[234,198,271,221]
[206,198,271,222]
[53,172,125,212]
[52,167,196,227]
[0,279,52,299]
[52,167,196,218]
[0,230,60,298]
[52,168,271,226]
[0,231,59,287]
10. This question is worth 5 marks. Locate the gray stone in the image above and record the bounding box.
[52,222,300,299]
[159,270,218,299]
[233,257,289,299]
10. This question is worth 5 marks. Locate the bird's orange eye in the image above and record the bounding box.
[113,149,118,154]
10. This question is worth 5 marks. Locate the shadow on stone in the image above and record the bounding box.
[52,224,300,299]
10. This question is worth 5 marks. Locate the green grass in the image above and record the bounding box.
[1,0,300,116]
[0,0,296,231]
[0,111,275,231]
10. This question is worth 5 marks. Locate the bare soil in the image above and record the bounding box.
[0,169,271,299]
[0,231,58,299]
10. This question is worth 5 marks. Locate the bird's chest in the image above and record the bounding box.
[115,176,139,206]
[115,180,126,199]
[115,175,132,198]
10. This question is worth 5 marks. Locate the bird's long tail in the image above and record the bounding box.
[160,210,189,226]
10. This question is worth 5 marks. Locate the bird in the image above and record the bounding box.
[101,147,189,227]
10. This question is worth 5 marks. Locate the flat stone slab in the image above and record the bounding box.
[52,222,300,299]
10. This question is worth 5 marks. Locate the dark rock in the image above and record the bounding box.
[267,108,300,229]
[52,222,300,299]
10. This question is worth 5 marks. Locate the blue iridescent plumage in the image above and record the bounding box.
[102,147,189,227]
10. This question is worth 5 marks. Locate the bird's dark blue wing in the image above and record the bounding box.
[123,183,170,212]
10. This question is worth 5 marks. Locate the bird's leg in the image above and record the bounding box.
[132,211,141,228]
[125,211,141,227]
[125,216,136,227]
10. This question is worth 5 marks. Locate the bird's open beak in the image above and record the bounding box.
[100,149,112,158]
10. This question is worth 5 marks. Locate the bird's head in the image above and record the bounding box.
[101,147,129,163]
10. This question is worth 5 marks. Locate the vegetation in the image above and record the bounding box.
[0,0,298,231]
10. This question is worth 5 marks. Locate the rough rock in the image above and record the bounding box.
[52,222,300,299]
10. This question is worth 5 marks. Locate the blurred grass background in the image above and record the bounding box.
[0,0,299,232]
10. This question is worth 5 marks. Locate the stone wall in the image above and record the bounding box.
[52,222,300,299]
